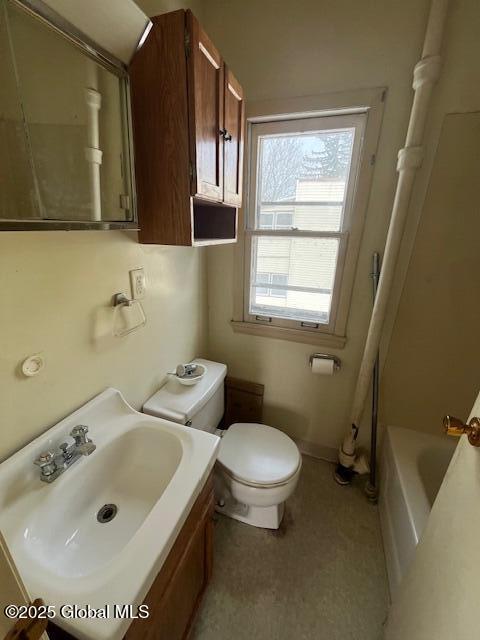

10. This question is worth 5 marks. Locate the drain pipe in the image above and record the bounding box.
[335,0,449,485]
[85,61,103,221]
[365,253,380,503]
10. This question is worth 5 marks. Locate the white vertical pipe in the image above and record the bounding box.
[85,61,103,221]
[349,0,449,428]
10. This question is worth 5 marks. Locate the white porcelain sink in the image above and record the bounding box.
[0,388,220,640]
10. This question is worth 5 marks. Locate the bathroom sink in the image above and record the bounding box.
[25,426,183,579]
[0,388,220,640]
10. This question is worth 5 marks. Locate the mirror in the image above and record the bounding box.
[0,0,136,229]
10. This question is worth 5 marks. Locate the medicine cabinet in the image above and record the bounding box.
[0,0,137,230]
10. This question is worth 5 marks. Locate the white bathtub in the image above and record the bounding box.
[379,425,457,599]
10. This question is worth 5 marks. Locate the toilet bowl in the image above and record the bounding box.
[214,422,301,528]
[143,359,301,529]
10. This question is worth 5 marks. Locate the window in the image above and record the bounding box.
[231,89,384,347]
[245,113,366,334]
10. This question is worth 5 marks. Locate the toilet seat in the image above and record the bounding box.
[217,423,301,488]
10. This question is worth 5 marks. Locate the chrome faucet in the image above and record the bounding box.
[34,425,96,483]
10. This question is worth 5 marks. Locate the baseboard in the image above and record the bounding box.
[294,437,337,463]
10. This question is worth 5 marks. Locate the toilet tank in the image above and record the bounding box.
[142,359,227,433]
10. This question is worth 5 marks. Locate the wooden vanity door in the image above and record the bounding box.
[223,67,245,207]
[187,11,224,202]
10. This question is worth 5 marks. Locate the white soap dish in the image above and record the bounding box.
[168,363,207,386]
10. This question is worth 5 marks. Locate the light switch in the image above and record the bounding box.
[129,268,146,300]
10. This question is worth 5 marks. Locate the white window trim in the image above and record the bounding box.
[231,88,386,349]
[245,114,364,335]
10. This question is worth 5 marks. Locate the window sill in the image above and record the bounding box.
[230,320,346,349]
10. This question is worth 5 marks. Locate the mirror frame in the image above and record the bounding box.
[1,0,139,231]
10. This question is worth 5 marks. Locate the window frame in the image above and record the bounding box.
[231,88,386,349]
[245,114,365,335]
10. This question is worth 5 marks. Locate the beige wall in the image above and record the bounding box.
[137,0,204,20]
[0,231,207,461]
[196,0,432,453]
[201,0,480,451]
[381,0,480,435]
[381,113,480,432]
[134,0,479,452]
[0,0,208,607]
[3,0,478,467]
[0,0,209,462]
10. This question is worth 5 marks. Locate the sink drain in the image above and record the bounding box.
[97,504,118,523]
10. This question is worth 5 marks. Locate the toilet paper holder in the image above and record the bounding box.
[309,353,341,372]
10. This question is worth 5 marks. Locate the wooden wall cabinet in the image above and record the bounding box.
[130,10,245,246]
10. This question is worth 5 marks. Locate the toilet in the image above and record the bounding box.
[143,359,301,529]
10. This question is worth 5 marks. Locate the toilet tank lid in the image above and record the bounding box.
[142,359,227,424]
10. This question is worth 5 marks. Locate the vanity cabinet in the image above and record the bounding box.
[130,10,245,246]
[125,473,214,640]
[47,473,214,640]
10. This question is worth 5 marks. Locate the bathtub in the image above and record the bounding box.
[379,425,457,599]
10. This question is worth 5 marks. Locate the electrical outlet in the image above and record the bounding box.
[130,268,146,300]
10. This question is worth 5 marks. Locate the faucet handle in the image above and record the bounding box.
[34,451,55,466]
[70,425,89,443]
[34,451,57,477]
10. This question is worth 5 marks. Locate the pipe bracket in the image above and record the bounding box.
[412,55,442,90]
[85,88,102,110]
[397,146,423,171]
[85,147,103,165]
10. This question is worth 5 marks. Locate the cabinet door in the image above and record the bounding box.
[187,11,224,202]
[123,477,214,640]
[145,522,206,640]
[223,67,245,207]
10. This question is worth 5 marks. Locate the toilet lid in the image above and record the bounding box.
[218,423,301,486]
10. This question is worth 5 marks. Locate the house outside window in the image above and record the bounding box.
[258,211,294,230]
[256,272,288,299]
